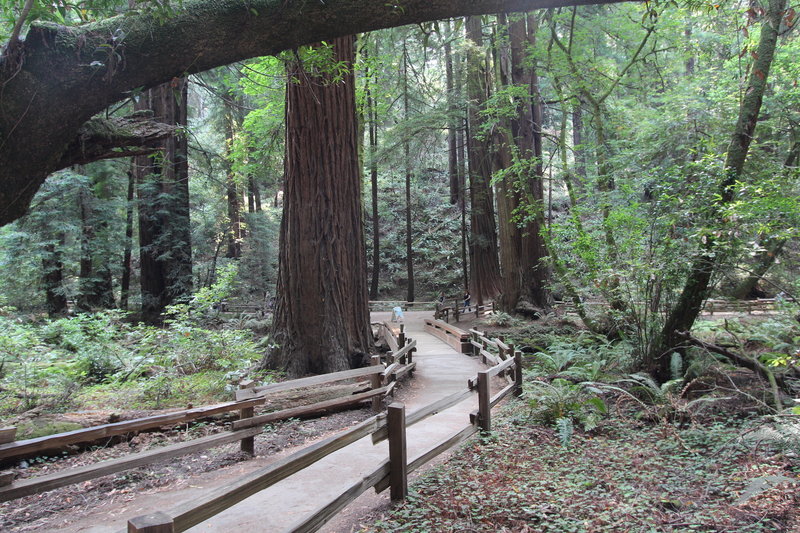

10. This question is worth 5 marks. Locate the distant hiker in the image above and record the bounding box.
[463,291,471,309]
[437,292,445,304]
[392,306,404,322]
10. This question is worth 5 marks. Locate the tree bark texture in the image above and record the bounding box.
[509,13,551,314]
[134,80,193,323]
[265,36,373,377]
[0,0,628,227]
[465,16,501,303]
[652,0,788,382]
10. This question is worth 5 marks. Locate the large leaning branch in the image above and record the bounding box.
[57,114,176,168]
[0,0,629,226]
[675,330,796,395]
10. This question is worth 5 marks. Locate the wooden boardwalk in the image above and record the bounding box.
[54,311,482,533]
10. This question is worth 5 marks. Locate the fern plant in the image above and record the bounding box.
[525,378,608,437]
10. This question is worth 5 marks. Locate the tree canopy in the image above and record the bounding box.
[0,0,625,226]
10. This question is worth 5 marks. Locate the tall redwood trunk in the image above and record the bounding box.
[403,42,415,303]
[465,16,501,303]
[134,79,193,323]
[264,36,374,376]
[445,19,460,206]
[365,38,381,301]
[500,13,551,315]
[224,92,244,259]
[42,236,68,317]
[120,168,135,310]
[76,183,115,311]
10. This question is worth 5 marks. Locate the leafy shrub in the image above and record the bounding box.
[525,378,608,436]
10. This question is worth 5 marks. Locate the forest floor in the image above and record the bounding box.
[362,406,800,532]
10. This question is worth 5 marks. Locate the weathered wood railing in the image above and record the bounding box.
[0,334,418,503]
[423,318,471,352]
[125,342,524,533]
[435,300,495,323]
[553,297,794,317]
[369,300,438,311]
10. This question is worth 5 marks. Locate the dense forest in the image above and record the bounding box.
[1,0,799,530]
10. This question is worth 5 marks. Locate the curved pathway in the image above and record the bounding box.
[57,311,482,533]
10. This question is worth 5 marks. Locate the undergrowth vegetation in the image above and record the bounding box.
[370,409,800,532]
[0,307,271,416]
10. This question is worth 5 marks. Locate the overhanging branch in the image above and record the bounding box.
[57,114,175,168]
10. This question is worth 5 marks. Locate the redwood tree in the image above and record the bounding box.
[465,16,502,303]
[263,36,374,376]
[134,80,193,323]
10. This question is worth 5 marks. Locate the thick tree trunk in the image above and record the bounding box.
[652,0,787,382]
[465,16,501,303]
[134,80,193,323]
[513,14,551,314]
[264,36,373,376]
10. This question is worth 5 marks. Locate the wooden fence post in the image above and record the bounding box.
[477,371,490,432]
[398,324,406,348]
[370,355,383,412]
[0,427,16,444]
[387,403,408,502]
[513,350,523,397]
[128,512,174,533]
[238,381,256,455]
[454,299,460,322]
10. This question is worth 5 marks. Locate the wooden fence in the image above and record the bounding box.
[423,318,471,353]
[434,300,495,323]
[553,297,794,317]
[0,326,414,503]
[124,324,523,533]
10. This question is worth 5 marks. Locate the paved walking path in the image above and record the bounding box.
[60,311,482,533]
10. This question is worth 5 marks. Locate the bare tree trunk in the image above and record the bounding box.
[120,168,135,310]
[365,38,381,301]
[572,103,586,188]
[403,41,415,303]
[76,171,116,311]
[465,16,501,303]
[264,36,374,376]
[224,93,244,259]
[135,79,193,324]
[445,19,460,206]
[42,236,68,317]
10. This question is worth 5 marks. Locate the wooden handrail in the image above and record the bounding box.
[0,427,262,503]
[165,415,388,532]
[0,398,268,463]
[237,366,384,400]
